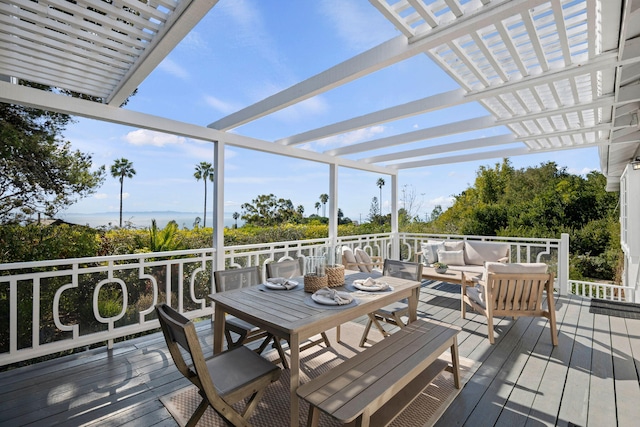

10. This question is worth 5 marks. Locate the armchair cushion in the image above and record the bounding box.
[472,262,550,306]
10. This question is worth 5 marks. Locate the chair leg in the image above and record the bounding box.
[486,314,495,344]
[336,325,341,343]
[359,316,374,347]
[320,332,331,347]
[185,397,210,427]
[272,337,289,369]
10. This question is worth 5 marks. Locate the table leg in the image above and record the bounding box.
[290,333,301,427]
[407,286,419,323]
[450,336,461,389]
[213,304,225,355]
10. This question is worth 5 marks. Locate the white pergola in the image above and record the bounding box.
[1,0,640,263]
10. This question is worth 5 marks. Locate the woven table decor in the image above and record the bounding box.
[326,264,345,287]
[304,273,328,292]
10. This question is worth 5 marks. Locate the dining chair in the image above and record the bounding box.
[461,262,558,345]
[155,303,281,427]
[265,258,305,278]
[214,266,289,368]
[359,259,423,347]
[265,258,332,350]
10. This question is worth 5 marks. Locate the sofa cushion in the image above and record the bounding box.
[464,241,510,266]
[448,265,484,274]
[437,249,465,266]
[444,240,465,252]
[421,241,445,264]
[354,248,373,273]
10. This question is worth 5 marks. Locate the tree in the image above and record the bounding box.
[232,212,240,228]
[148,219,183,252]
[194,162,214,227]
[319,194,329,217]
[368,197,380,223]
[400,184,424,222]
[0,101,106,224]
[110,158,136,228]
[376,178,385,217]
[241,194,297,226]
[315,202,321,215]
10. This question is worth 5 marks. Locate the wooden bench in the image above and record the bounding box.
[296,319,461,427]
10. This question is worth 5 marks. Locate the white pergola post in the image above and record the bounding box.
[559,233,570,295]
[390,174,399,260]
[213,140,225,274]
[328,164,338,264]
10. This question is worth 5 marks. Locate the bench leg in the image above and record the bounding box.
[450,337,461,389]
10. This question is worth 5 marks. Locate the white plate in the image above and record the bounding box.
[352,280,389,292]
[263,280,298,290]
[311,291,352,305]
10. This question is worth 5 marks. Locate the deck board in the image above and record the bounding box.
[0,281,637,427]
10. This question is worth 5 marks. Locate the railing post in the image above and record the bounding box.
[559,233,570,295]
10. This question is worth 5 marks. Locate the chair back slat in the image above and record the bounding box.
[487,273,552,314]
[266,259,303,279]
[214,266,261,293]
[382,259,423,281]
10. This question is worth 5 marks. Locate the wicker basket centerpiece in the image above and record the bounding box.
[326,264,345,287]
[304,273,328,293]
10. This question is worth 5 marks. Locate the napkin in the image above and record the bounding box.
[266,277,298,290]
[355,277,389,290]
[313,287,354,305]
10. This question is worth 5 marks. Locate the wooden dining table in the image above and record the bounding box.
[208,270,422,427]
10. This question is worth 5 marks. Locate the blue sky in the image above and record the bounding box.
[60,0,599,227]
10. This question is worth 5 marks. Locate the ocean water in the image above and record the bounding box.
[59,211,240,229]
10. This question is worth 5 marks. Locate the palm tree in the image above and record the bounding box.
[319,193,329,217]
[376,178,385,217]
[194,162,214,227]
[314,202,321,215]
[232,212,239,228]
[110,158,136,228]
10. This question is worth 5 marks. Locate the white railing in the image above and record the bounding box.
[0,249,215,366]
[0,236,391,366]
[569,280,634,301]
[0,231,610,367]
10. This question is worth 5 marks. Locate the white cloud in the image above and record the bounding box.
[94,193,108,200]
[122,193,130,200]
[124,129,186,147]
[204,95,240,115]
[158,58,189,80]
[313,125,386,148]
[318,0,395,51]
[568,166,597,176]
[271,96,329,123]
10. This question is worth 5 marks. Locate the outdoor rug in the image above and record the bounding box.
[160,322,477,427]
[590,298,640,319]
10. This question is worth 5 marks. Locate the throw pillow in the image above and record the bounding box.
[437,249,465,266]
[354,248,373,273]
[342,246,358,269]
[421,241,445,264]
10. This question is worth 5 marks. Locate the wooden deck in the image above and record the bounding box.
[1,280,639,427]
